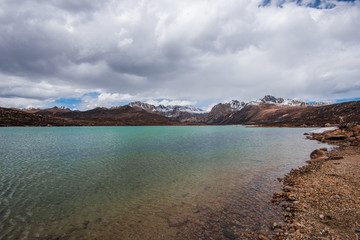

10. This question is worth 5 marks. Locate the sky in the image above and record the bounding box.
[0,0,359,110]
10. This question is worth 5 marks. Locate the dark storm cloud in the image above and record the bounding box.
[0,0,78,79]
[48,0,103,13]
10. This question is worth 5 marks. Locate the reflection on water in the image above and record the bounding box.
[0,126,329,239]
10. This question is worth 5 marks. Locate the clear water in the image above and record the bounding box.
[0,126,329,239]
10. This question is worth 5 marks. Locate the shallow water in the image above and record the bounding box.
[0,126,330,239]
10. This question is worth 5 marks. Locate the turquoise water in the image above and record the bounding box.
[0,126,329,239]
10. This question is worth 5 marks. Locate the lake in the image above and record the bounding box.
[0,126,330,239]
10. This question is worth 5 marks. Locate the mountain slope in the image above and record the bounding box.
[39,106,181,126]
[219,101,360,126]
[205,96,306,123]
[0,107,71,126]
[1,106,181,126]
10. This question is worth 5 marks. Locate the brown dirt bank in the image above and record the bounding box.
[272,127,360,239]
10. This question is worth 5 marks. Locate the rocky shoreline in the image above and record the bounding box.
[271,126,360,239]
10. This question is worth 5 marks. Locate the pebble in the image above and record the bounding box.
[258,234,270,240]
[272,127,360,240]
[272,222,278,229]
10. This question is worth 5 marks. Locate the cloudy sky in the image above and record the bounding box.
[0,0,359,110]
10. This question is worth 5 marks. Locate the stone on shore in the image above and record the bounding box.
[272,125,360,239]
[310,149,326,159]
[325,134,347,140]
[258,234,270,240]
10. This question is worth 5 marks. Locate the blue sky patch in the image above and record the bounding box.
[335,97,360,103]
[53,98,82,109]
[261,0,356,8]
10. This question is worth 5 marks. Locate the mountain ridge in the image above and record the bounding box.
[1,95,358,127]
[126,95,318,122]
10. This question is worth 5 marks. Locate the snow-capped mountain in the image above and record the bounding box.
[128,101,156,112]
[128,101,207,118]
[156,105,207,117]
[206,95,307,123]
[223,100,246,111]
[247,95,306,107]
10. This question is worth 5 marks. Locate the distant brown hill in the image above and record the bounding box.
[0,107,64,126]
[216,101,360,127]
[0,106,181,126]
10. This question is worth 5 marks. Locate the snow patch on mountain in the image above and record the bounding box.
[128,101,156,112]
[128,101,207,117]
[222,100,246,111]
[156,105,207,115]
[247,95,306,107]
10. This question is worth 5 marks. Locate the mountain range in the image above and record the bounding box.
[1,95,359,127]
[0,105,181,127]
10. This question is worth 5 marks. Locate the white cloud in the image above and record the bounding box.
[0,0,359,108]
[117,38,133,48]
[0,97,49,109]
[0,74,86,100]
[79,91,138,109]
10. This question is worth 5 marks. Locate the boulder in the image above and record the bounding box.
[310,149,326,159]
[325,134,347,140]
[353,126,360,131]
